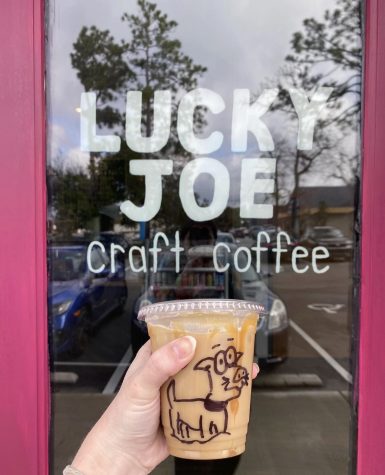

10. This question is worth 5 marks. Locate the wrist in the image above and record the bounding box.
[72,430,150,475]
[73,454,149,475]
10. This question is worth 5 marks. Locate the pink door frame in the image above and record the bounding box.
[0,0,49,475]
[0,0,48,474]
[357,0,385,473]
[0,0,383,473]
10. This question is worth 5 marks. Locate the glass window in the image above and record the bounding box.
[47,0,362,473]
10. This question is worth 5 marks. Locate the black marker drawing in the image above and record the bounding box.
[167,345,249,444]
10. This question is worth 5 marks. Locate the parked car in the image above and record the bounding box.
[217,231,236,245]
[230,227,250,243]
[98,232,130,264]
[249,225,277,238]
[48,245,127,356]
[131,245,289,364]
[301,226,353,260]
[249,227,297,262]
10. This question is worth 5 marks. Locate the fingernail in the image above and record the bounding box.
[172,336,196,359]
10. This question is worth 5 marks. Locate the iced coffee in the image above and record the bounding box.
[138,299,261,460]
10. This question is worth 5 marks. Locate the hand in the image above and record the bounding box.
[71,337,260,475]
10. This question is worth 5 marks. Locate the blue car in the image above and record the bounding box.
[48,245,127,356]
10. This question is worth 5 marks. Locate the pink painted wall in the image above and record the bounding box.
[358,0,385,473]
[0,0,384,473]
[0,0,49,474]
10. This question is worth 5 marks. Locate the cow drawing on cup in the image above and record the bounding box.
[166,341,250,444]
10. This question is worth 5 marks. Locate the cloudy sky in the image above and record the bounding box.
[47,0,361,203]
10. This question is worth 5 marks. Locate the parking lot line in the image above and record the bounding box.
[51,372,79,384]
[102,346,133,395]
[289,320,353,384]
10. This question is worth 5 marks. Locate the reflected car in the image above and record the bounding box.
[131,245,289,364]
[48,245,127,356]
[98,231,130,250]
[217,231,236,245]
[301,226,353,260]
[98,232,130,264]
[230,227,250,245]
[249,227,297,262]
[249,225,277,238]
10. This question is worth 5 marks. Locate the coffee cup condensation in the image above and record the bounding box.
[138,299,262,460]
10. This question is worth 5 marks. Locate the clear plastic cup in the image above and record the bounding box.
[138,299,262,460]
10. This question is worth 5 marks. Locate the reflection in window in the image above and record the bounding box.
[47,0,361,473]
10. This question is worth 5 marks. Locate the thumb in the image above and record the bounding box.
[128,336,196,402]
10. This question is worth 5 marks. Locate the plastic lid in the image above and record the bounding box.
[138,299,264,323]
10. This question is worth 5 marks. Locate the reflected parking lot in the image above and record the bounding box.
[52,257,353,475]
[48,0,361,472]
[52,257,352,394]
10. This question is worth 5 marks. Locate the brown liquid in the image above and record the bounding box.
[148,311,258,460]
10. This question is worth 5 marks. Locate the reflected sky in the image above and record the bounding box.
[47,0,361,205]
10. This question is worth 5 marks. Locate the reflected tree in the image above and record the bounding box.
[53,0,207,235]
[120,0,207,228]
[270,0,361,234]
[285,0,361,129]
[121,0,207,153]
[50,164,95,236]
[71,26,133,128]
